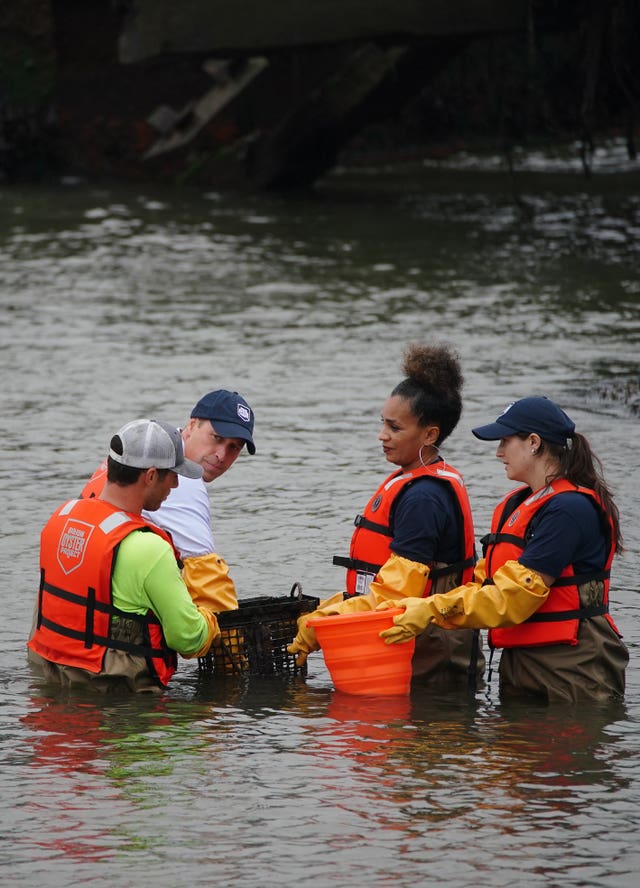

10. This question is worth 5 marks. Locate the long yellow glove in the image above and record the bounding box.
[182,553,238,613]
[184,607,221,659]
[286,592,350,667]
[369,553,430,603]
[379,560,549,644]
[473,557,487,585]
[286,554,431,666]
[181,554,239,666]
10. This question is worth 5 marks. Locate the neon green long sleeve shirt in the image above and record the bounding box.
[111,530,209,656]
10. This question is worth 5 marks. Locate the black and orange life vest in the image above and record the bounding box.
[28,497,178,686]
[482,479,617,648]
[333,462,476,597]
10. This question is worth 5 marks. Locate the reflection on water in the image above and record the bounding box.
[1,163,639,886]
[16,676,634,885]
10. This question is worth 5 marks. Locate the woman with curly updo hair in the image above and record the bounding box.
[288,343,484,689]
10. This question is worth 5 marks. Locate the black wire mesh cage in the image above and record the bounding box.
[198,583,319,678]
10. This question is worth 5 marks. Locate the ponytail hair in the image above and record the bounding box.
[545,433,623,552]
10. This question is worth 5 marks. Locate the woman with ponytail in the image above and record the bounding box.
[380,396,628,702]
[288,343,484,688]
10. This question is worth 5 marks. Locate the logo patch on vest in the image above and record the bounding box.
[507,510,520,527]
[371,495,382,512]
[57,519,94,574]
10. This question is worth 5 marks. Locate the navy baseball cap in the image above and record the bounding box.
[472,397,576,446]
[191,390,256,454]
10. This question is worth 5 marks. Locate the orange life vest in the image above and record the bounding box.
[333,462,476,597]
[28,497,179,686]
[483,479,617,649]
[80,460,107,499]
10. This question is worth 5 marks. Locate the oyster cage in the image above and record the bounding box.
[197,583,319,677]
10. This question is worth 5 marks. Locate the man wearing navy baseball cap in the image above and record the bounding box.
[82,389,256,631]
[150,389,256,623]
[189,389,256,457]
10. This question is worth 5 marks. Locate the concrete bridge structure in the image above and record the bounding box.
[111,0,530,188]
[118,1,528,61]
[12,1,610,188]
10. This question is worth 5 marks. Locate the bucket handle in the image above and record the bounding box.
[289,581,304,599]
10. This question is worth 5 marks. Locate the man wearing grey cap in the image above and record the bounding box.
[29,420,221,692]
[81,390,256,623]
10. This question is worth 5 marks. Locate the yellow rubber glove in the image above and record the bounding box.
[184,607,221,659]
[376,556,485,614]
[473,557,487,585]
[379,560,550,644]
[369,553,431,603]
[182,553,238,613]
[286,555,431,666]
[287,592,347,667]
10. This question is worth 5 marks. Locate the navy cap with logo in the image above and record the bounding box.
[191,390,256,454]
[472,396,576,446]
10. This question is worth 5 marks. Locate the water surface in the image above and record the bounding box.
[1,155,639,886]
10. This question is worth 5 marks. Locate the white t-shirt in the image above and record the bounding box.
[142,475,215,559]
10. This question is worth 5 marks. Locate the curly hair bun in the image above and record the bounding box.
[402,343,464,394]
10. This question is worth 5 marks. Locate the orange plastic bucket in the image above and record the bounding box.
[307,609,415,696]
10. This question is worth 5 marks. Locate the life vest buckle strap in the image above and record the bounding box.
[552,569,611,588]
[38,615,166,659]
[353,515,392,536]
[39,615,92,644]
[85,586,96,648]
[481,531,526,559]
[37,568,45,629]
[99,635,167,659]
[430,556,475,580]
[42,579,132,620]
[333,555,382,575]
[525,604,608,623]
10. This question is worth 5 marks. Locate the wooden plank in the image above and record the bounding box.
[143,58,269,158]
[119,0,528,62]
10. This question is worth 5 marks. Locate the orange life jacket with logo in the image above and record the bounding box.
[333,462,476,597]
[483,479,617,649]
[28,497,179,686]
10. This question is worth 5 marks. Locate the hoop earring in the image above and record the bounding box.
[419,443,439,467]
